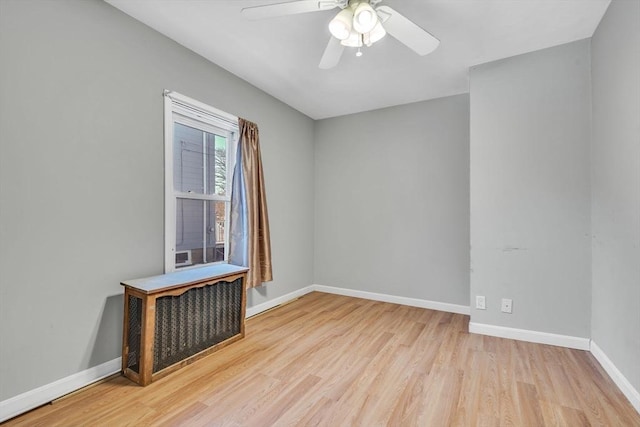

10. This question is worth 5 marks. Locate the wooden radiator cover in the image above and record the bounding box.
[121,264,248,386]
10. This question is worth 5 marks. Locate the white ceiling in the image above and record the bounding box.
[105,0,610,119]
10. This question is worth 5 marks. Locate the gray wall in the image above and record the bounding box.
[2,0,637,409]
[469,40,592,337]
[0,0,314,400]
[314,95,470,306]
[591,0,640,394]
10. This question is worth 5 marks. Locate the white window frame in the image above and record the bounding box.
[164,90,238,273]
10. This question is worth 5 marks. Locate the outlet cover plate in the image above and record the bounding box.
[476,295,486,310]
[501,298,513,313]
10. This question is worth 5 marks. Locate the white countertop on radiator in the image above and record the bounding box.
[121,264,248,294]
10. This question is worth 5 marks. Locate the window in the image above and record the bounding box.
[164,91,238,272]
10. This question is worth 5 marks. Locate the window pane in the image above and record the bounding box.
[175,198,227,268]
[209,134,227,196]
[209,200,226,262]
[174,122,227,196]
[175,198,204,267]
[174,123,205,194]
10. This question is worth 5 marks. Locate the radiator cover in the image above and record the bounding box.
[121,264,248,385]
[152,278,243,372]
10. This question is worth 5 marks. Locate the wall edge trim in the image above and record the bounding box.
[0,286,499,422]
[590,340,640,414]
[311,284,471,315]
[245,286,315,318]
[0,357,122,423]
[468,321,591,350]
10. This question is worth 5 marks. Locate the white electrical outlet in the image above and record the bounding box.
[501,298,513,313]
[475,295,486,310]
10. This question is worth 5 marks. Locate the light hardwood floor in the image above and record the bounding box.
[5,292,639,426]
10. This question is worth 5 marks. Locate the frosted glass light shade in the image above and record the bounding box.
[340,29,363,47]
[369,20,386,44]
[353,2,378,33]
[328,8,353,40]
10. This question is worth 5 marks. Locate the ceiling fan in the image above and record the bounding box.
[241,0,440,69]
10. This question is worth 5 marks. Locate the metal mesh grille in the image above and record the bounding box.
[126,295,143,373]
[153,278,243,373]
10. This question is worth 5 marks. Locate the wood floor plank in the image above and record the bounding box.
[419,367,465,426]
[516,381,545,426]
[243,374,321,427]
[4,292,639,426]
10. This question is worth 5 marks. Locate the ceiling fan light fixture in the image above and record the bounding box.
[242,0,441,70]
[352,2,378,33]
[340,29,363,47]
[368,20,386,44]
[328,8,353,40]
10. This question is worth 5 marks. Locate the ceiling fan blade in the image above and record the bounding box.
[319,37,345,69]
[242,0,341,20]
[376,5,439,56]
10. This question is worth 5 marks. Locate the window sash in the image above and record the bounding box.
[174,192,229,202]
[173,114,234,199]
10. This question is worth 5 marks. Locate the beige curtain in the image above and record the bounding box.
[231,118,273,288]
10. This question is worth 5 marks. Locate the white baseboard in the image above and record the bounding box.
[468,322,591,350]
[245,285,471,317]
[590,341,640,414]
[312,284,471,315]
[27,286,638,422]
[0,357,121,423]
[2,284,468,422]
[245,285,314,318]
